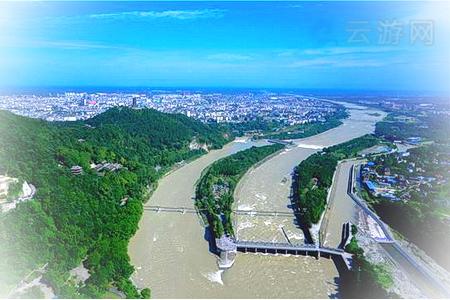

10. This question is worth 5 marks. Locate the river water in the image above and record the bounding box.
[128,103,385,298]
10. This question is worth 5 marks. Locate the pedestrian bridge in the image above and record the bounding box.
[144,205,300,217]
[144,206,197,214]
[235,240,346,256]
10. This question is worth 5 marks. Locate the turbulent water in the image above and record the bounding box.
[128,103,385,298]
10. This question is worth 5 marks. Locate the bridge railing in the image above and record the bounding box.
[144,206,301,217]
[234,240,345,255]
[235,240,318,249]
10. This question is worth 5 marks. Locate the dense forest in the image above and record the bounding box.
[293,135,380,227]
[195,144,284,237]
[0,107,231,298]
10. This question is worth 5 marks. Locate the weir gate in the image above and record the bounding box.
[143,205,353,270]
[216,235,353,269]
[235,240,346,257]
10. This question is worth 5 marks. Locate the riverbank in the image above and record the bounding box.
[129,102,386,298]
[319,159,425,298]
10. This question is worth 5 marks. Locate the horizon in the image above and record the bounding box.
[1,1,450,93]
[1,85,449,97]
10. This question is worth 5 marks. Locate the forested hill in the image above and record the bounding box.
[85,107,230,150]
[0,108,231,298]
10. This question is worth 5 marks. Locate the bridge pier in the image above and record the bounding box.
[216,236,237,269]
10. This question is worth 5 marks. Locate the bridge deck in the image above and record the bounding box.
[234,240,345,256]
[144,206,299,217]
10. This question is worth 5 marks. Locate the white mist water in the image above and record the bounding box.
[202,270,224,285]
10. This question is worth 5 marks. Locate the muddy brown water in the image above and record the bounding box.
[128,103,385,298]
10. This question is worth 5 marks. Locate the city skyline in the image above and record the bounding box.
[1,1,450,92]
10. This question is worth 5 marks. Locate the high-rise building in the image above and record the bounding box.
[132,97,138,107]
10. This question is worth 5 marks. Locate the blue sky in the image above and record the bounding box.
[0,1,449,92]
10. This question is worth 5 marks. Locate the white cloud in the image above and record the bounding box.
[0,37,124,50]
[277,46,400,57]
[86,9,227,21]
[30,40,114,50]
[206,53,253,62]
[289,58,390,68]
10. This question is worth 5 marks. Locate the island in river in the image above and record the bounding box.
[128,102,386,298]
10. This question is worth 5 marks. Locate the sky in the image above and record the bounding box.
[0,1,449,92]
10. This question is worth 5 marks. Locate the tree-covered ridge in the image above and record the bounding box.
[294,135,380,226]
[86,107,230,151]
[0,108,231,298]
[195,144,285,237]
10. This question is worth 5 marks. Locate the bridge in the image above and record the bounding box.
[144,205,300,217]
[144,206,197,214]
[215,237,353,270]
[235,240,346,257]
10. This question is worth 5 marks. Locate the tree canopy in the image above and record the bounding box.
[0,108,231,298]
[195,144,284,237]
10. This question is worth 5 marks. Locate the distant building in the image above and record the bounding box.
[131,97,138,108]
[365,180,377,193]
[92,162,122,173]
[0,176,18,200]
[380,192,400,202]
[71,166,83,175]
[406,137,421,145]
[216,235,237,252]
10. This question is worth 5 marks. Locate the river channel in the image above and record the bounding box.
[128,102,385,298]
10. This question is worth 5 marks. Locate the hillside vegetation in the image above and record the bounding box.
[0,107,230,298]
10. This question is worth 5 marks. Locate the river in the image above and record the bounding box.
[128,102,385,298]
